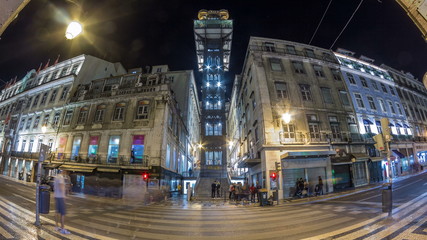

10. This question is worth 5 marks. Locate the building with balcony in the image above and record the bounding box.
[381,64,427,172]
[335,50,411,183]
[0,54,126,183]
[61,66,200,197]
[227,37,358,199]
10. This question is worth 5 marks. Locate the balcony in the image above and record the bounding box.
[9,151,151,168]
[249,45,338,64]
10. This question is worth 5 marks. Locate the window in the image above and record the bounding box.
[94,105,105,122]
[32,95,40,109]
[286,45,296,54]
[389,86,395,95]
[308,123,320,140]
[77,107,88,124]
[107,136,120,163]
[371,80,378,90]
[70,64,79,74]
[26,118,32,130]
[60,86,69,100]
[305,49,315,58]
[264,42,275,52]
[205,151,222,165]
[53,111,61,126]
[40,92,48,105]
[88,136,99,157]
[313,65,325,77]
[275,82,288,99]
[50,89,58,103]
[354,93,365,108]
[270,58,283,71]
[396,103,403,115]
[367,96,376,110]
[376,121,382,133]
[60,67,68,77]
[43,114,50,126]
[282,124,295,140]
[29,139,34,152]
[380,83,388,93]
[131,135,145,163]
[33,116,40,129]
[347,73,356,84]
[378,99,387,112]
[136,100,150,119]
[19,118,25,130]
[51,70,58,80]
[320,87,333,104]
[331,69,342,81]
[329,119,341,140]
[21,140,26,152]
[63,110,73,125]
[299,84,311,101]
[388,101,396,114]
[292,61,305,74]
[113,103,126,121]
[205,122,222,136]
[360,77,368,88]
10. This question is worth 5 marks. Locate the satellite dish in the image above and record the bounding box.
[423,72,427,89]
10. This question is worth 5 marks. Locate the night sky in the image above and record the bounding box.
[0,0,426,92]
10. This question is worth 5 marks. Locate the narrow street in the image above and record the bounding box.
[0,172,425,239]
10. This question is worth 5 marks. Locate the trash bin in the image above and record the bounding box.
[258,189,268,206]
[382,184,392,213]
[39,185,50,214]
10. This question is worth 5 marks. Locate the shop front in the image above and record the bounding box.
[281,151,334,199]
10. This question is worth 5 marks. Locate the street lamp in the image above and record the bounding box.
[282,112,291,124]
[65,21,83,39]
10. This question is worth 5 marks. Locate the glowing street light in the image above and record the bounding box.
[65,21,83,39]
[282,113,291,124]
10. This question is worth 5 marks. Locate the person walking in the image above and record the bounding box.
[54,170,71,235]
[211,181,216,198]
[229,183,235,200]
[250,184,257,203]
[317,176,323,195]
[216,181,221,198]
[177,183,182,195]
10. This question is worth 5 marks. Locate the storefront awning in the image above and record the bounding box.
[395,123,403,128]
[369,157,384,162]
[59,165,95,173]
[43,163,62,169]
[237,158,261,168]
[375,120,381,126]
[350,153,370,160]
[403,124,410,128]
[392,150,405,158]
[97,167,120,173]
[363,119,373,125]
[281,150,336,159]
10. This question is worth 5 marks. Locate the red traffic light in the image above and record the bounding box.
[271,172,277,180]
[143,173,149,180]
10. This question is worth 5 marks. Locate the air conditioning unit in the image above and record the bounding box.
[111,84,119,90]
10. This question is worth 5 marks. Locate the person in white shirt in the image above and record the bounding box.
[54,170,70,234]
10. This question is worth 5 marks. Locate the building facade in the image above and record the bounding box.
[227,37,359,199]
[0,56,200,199]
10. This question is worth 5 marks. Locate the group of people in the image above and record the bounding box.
[211,180,221,198]
[229,182,261,202]
[294,176,323,198]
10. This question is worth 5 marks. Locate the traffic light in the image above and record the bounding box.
[270,171,277,181]
[380,118,391,140]
[142,173,149,180]
[275,162,282,171]
[373,133,385,151]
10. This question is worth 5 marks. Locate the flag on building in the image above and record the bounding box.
[36,63,42,74]
[43,59,50,69]
[53,54,60,65]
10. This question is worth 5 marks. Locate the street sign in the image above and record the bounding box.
[38,144,50,162]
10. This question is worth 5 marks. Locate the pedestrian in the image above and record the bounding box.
[318,176,323,195]
[229,183,235,200]
[177,183,182,195]
[211,181,216,198]
[54,170,71,234]
[188,168,193,177]
[256,181,261,202]
[250,184,257,202]
[216,180,221,198]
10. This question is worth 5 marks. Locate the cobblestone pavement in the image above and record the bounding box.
[0,173,425,239]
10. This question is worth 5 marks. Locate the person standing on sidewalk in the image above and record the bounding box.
[318,176,323,195]
[54,170,71,235]
[216,181,221,198]
[211,181,216,198]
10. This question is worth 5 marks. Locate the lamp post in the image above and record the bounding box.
[65,21,83,39]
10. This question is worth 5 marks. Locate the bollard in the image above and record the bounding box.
[382,184,392,215]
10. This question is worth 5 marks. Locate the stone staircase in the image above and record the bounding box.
[194,167,230,201]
